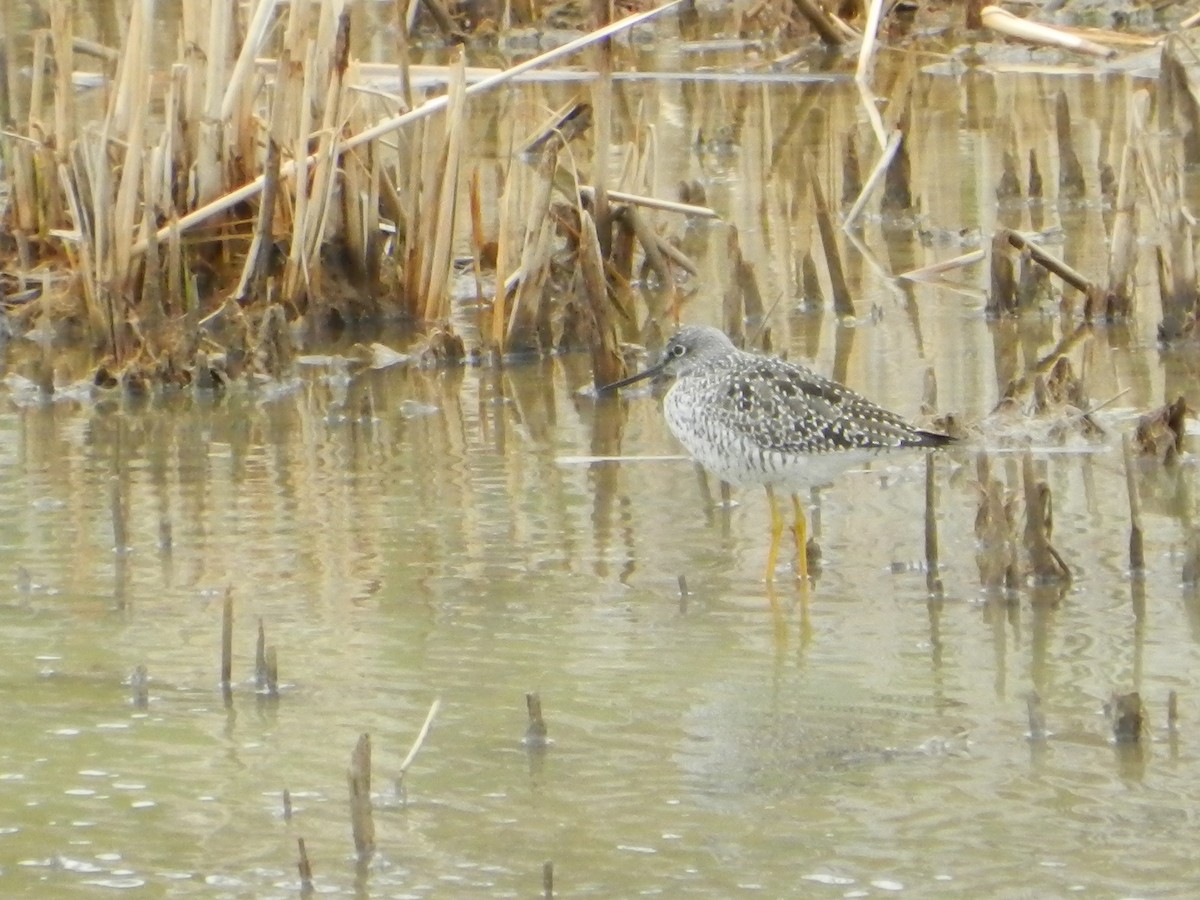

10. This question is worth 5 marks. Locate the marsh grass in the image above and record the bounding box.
[1,0,695,387]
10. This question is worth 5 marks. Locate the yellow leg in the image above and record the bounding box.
[764,485,784,584]
[792,493,808,581]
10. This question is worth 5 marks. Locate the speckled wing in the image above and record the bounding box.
[710,357,935,455]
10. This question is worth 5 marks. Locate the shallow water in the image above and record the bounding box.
[1,318,1199,898]
[6,3,1200,898]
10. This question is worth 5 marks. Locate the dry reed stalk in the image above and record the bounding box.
[419,52,467,321]
[898,249,986,284]
[854,0,885,87]
[842,130,901,230]
[57,157,100,327]
[139,157,163,326]
[1001,229,1098,298]
[132,1,686,255]
[391,0,415,110]
[194,0,234,209]
[109,0,153,295]
[222,0,277,123]
[591,0,614,261]
[578,186,716,219]
[981,6,1117,59]
[505,148,558,352]
[233,85,284,302]
[297,12,354,311]
[282,39,320,305]
[49,1,75,168]
[396,698,441,796]
[1156,175,1198,340]
[2,35,34,260]
[808,158,854,318]
[1166,42,1200,166]
[579,202,624,387]
[543,860,554,898]
[1104,91,1148,320]
[609,210,638,328]
[347,733,375,858]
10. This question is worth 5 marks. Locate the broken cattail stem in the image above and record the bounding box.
[524,692,549,748]
[1026,691,1047,741]
[348,733,375,859]
[131,665,149,709]
[1122,434,1145,573]
[221,587,234,687]
[297,837,313,890]
[255,618,267,689]
[265,647,279,698]
[543,860,554,898]
[1110,691,1145,743]
[1021,453,1071,584]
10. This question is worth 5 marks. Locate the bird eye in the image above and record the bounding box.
[669,344,686,358]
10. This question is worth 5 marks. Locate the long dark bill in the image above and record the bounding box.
[598,360,665,393]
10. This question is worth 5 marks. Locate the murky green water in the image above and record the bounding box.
[6,3,1200,897]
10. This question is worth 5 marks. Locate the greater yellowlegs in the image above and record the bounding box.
[602,325,953,582]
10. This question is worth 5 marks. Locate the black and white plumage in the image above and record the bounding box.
[603,325,953,582]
